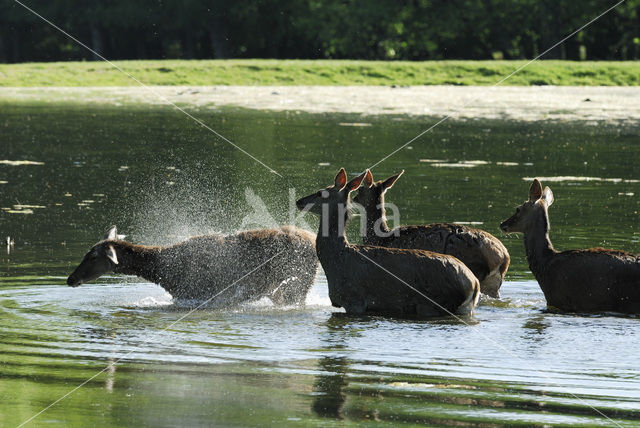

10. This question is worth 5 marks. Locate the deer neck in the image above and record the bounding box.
[363,199,391,244]
[113,242,164,284]
[522,205,556,281]
[316,202,350,265]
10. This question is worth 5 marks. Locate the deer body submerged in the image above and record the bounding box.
[297,169,480,318]
[501,179,640,313]
[353,170,510,298]
[68,226,319,306]
[316,238,480,317]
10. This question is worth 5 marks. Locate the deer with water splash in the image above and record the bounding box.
[500,179,640,313]
[353,170,510,298]
[296,168,480,318]
[68,225,318,306]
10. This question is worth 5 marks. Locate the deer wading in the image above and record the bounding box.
[296,168,480,318]
[353,169,510,298]
[68,225,319,306]
[501,179,640,313]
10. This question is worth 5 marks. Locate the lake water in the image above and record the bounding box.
[1,103,640,427]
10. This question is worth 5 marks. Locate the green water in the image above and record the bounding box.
[1,103,640,427]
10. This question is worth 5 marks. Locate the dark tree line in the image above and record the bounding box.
[1,0,639,63]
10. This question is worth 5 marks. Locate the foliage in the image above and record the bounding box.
[0,0,639,62]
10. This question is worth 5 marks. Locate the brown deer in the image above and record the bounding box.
[352,170,510,298]
[500,179,640,313]
[67,225,319,306]
[296,168,480,318]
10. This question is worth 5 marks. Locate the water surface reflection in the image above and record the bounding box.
[2,105,640,426]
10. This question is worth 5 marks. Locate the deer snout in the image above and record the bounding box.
[296,197,314,212]
[67,274,82,287]
[500,219,515,233]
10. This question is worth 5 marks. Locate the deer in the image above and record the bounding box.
[352,170,510,298]
[500,179,640,313]
[296,168,480,318]
[67,225,319,306]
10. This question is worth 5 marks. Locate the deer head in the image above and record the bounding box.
[67,226,126,287]
[352,169,404,210]
[500,179,554,233]
[296,168,367,216]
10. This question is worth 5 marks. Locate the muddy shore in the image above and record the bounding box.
[1,86,639,123]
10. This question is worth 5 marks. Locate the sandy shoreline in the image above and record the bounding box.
[1,86,639,123]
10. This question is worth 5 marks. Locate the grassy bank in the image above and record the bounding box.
[1,60,639,86]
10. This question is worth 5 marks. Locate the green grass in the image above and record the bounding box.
[0,59,639,86]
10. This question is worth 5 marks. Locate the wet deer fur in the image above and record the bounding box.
[500,179,640,313]
[296,168,480,318]
[67,225,319,306]
[352,170,510,298]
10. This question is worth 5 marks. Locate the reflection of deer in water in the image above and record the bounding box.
[297,168,480,318]
[501,179,640,313]
[67,225,318,306]
[312,355,349,419]
[311,313,354,420]
[353,170,510,298]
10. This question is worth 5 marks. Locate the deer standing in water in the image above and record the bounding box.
[352,170,510,298]
[296,168,480,317]
[500,179,640,313]
[68,225,318,306]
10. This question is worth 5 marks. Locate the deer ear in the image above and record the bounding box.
[529,179,543,201]
[104,226,118,241]
[542,186,554,207]
[381,170,404,192]
[362,169,374,188]
[334,168,347,189]
[106,245,119,265]
[104,225,126,241]
[344,170,368,192]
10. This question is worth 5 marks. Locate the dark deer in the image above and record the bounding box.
[352,170,510,298]
[296,168,480,318]
[500,179,640,313]
[67,225,319,306]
